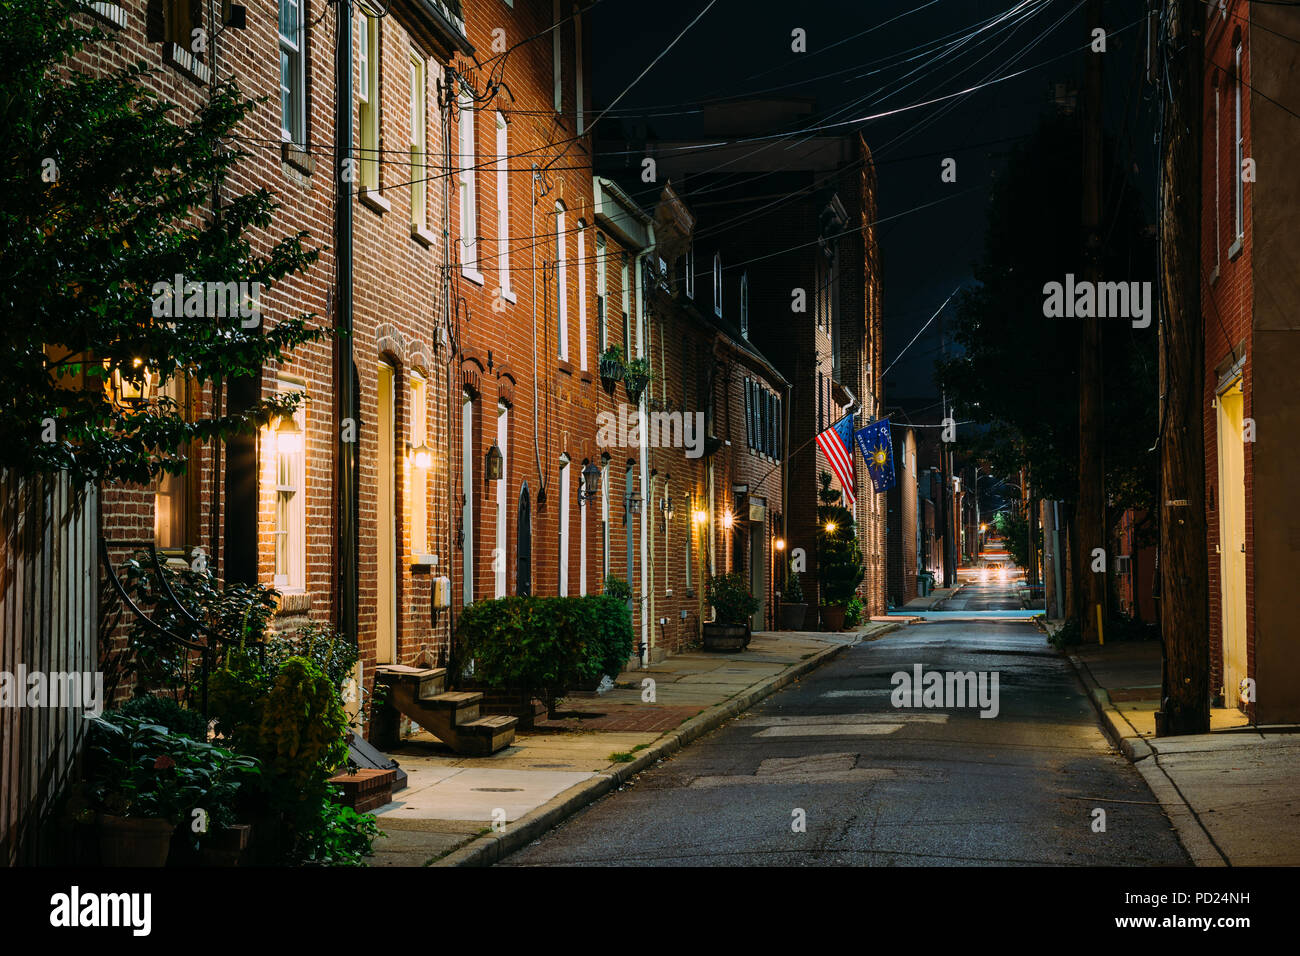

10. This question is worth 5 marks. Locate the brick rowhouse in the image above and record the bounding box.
[1200,0,1300,721]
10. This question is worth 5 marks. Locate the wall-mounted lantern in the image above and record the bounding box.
[660,495,674,521]
[579,459,601,506]
[485,441,504,482]
[626,488,642,516]
[108,357,156,411]
[275,413,304,455]
[409,442,434,470]
[722,510,734,530]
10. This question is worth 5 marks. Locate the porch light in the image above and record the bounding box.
[108,357,156,410]
[409,442,434,470]
[275,414,304,455]
[626,488,642,516]
[485,441,504,482]
[774,537,786,551]
[692,506,709,525]
[660,495,674,521]
[579,460,601,506]
[722,510,734,529]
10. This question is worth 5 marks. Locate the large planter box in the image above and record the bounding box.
[779,603,808,630]
[821,605,846,632]
[702,622,750,652]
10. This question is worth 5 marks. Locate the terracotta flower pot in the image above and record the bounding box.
[820,605,846,632]
[97,814,176,867]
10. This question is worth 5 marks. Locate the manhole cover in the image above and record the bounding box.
[471,787,523,792]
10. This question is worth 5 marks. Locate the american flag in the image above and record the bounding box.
[815,414,857,509]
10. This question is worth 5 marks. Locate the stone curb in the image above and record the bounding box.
[433,622,904,867]
[1063,651,1226,867]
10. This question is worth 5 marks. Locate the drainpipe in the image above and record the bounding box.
[336,0,358,649]
[635,247,650,665]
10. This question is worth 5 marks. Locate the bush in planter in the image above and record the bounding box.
[706,573,760,625]
[81,713,262,863]
[784,568,805,605]
[816,472,865,610]
[452,593,632,715]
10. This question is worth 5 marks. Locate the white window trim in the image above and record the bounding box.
[459,88,483,283]
[409,374,429,558]
[685,242,695,299]
[359,11,380,192]
[461,391,475,605]
[559,455,571,596]
[495,402,509,598]
[713,252,722,317]
[272,402,307,592]
[577,221,589,370]
[496,113,514,301]
[556,202,569,360]
[1233,42,1245,244]
[410,55,427,231]
[278,0,306,145]
[552,0,562,113]
[739,272,749,338]
[596,232,608,354]
[574,7,584,135]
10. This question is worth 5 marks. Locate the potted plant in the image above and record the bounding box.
[599,345,625,395]
[703,572,760,651]
[779,566,808,630]
[816,471,865,632]
[82,712,261,866]
[623,356,653,405]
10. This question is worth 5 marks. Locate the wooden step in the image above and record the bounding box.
[374,664,446,699]
[452,715,518,756]
[420,690,481,723]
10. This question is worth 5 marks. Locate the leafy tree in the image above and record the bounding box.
[935,111,1158,616]
[1,0,325,485]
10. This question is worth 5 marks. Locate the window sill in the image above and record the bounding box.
[163,43,211,85]
[275,590,311,615]
[1228,236,1244,261]
[359,188,391,215]
[410,555,437,573]
[281,142,315,176]
[557,360,575,376]
[499,288,517,304]
[83,1,127,29]
[461,267,485,286]
[580,370,594,384]
[412,225,437,247]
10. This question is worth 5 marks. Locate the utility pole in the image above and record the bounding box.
[1076,0,1107,641]
[1156,0,1209,735]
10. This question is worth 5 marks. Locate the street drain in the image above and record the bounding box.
[471,787,523,792]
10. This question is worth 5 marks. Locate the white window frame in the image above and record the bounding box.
[579,461,588,595]
[495,402,509,598]
[1233,42,1245,243]
[559,455,571,596]
[409,373,428,556]
[358,10,379,191]
[601,463,610,580]
[684,242,695,299]
[279,0,306,146]
[574,6,584,135]
[410,54,427,229]
[461,391,475,605]
[596,232,608,355]
[273,403,306,592]
[620,258,631,358]
[576,221,589,369]
[556,201,569,360]
[496,113,513,300]
[458,87,481,281]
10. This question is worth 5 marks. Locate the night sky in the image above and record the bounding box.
[589,0,1154,419]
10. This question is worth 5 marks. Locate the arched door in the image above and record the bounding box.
[516,482,532,596]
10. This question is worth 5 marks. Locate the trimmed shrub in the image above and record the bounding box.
[453,594,634,711]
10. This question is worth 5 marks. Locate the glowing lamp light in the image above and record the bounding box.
[774,537,786,551]
[276,415,304,455]
[409,442,434,470]
[824,521,837,534]
[108,357,157,410]
[692,508,709,525]
[722,511,734,529]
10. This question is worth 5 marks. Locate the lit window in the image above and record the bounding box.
[273,406,306,591]
[154,376,189,551]
[279,0,305,145]
[409,374,428,556]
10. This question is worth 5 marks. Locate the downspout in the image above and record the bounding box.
[336,0,358,648]
[635,246,650,665]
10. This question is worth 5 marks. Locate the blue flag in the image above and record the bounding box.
[854,418,896,494]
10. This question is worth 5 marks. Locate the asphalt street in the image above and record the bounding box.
[501,576,1189,867]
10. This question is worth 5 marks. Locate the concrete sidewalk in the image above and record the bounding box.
[367,621,902,866]
[1051,623,1300,866]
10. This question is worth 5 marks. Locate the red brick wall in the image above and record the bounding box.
[1201,0,1254,703]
